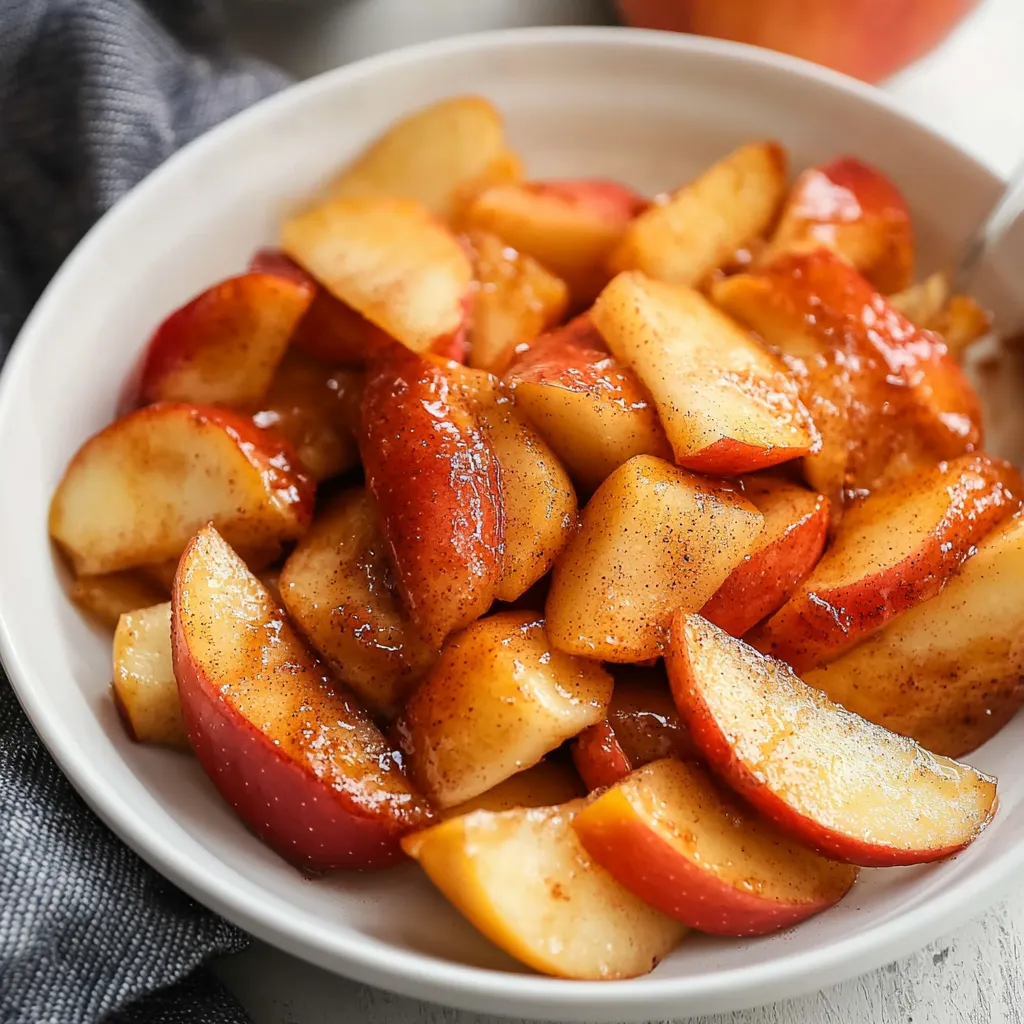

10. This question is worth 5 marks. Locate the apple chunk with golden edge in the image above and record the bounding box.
[610,141,786,286]
[592,272,814,474]
[505,316,672,491]
[700,477,829,637]
[49,403,313,576]
[545,455,762,662]
[402,800,686,979]
[359,347,503,645]
[750,454,1022,672]
[806,516,1024,758]
[396,612,612,808]
[71,570,169,630]
[282,196,472,355]
[443,760,585,818]
[279,489,438,718]
[668,612,997,866]
[325,95,521,222]
[761,157,914,293]
[112,602,188,749]
[136,272,315,406]
[574,759,859,935]
[173,526,431,870]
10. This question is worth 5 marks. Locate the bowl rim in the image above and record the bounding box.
[0,24,1015,1020]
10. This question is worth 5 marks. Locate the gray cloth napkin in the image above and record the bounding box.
[0,2,291,1021]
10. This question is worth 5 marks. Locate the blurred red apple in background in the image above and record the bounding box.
[617,0,982,83]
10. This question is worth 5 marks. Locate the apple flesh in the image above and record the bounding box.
[402,799,686,979]
[750,454,1022,672]
[359,347,503,645]
[805,515,1024,758]
[70,570,169,630]
[762,157,914,293]
[49,403,314,576]
[505,315,673,491]
[700,477,829,637]
[112,602,188,749]
[395,611,612,808]
[172,526,431,870]
[592,272,814,474]
[279,489,438,718]
[610,141,786,286]
[667,612,998,866]
[574,758,859,935]
[443,760,585,818]
[135,272,315,406]
[545,454,763,662]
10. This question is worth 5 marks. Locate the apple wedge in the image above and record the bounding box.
[112,602,188,749]
[750,454,1022,672]
[279,489,438,718]
[461,179,647,305]
[359,347,503,644]
[395,612,612,808]
[667,612,998,866]
[572,665,698,789]
[610,141,787,286]
[700,477,829,636]
[592,272,815,474]
[443,760,585,818]
[49,403,314,576]
[464,230,569,374]
[545,455,763,662]
[456,368,577,602]
[326,95,521,222]
[281,196,472,355]
[71,570,169,630]
[574,759,859,935]
[248,349,362,482]
[805,515,1024,758]
[173,526,431,870]
[402,800,686,979]
[761,157,914,293]
[136,272,315,406]
[505,316,672,491]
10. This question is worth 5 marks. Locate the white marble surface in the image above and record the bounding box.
[214,1,1024,1020]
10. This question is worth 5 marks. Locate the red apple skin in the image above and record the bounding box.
[172,527,431,871]
[617,0,982,84]
[572,721,634,790]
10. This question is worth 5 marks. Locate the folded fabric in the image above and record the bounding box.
[0,2,289,1021]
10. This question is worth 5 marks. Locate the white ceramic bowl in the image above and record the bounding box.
[2,27,1023,1022]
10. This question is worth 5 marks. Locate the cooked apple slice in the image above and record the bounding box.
[668,612,997,866]
[713,251,983,508]
[70,570,169,630]
[173,526,431,870]
[572,665,698,789]
[462,179,647,305]
[396,612,612,807]
[112,602,188,749]
[50,403,314,576]
[456,368,576,602]
[281,196,472,355]
[750,454,1022,672]
[464,230,569,374]
[360,347,503,644]
[505,316,672,491]
[592,272,814,474]
[402,800,686,979]
[443,760,585,818]
[545,455,762,662]
[248,349,362,481]
[574,758,859,935]
[761,157,913,293]
[610,142,786,286]
[888,272,949,326]
[805,515,1024,758]
[931,294,992,358]
[700,477,829,636]
[326,96,521,222]
[134,272,314,407]
[279,489,438,718]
